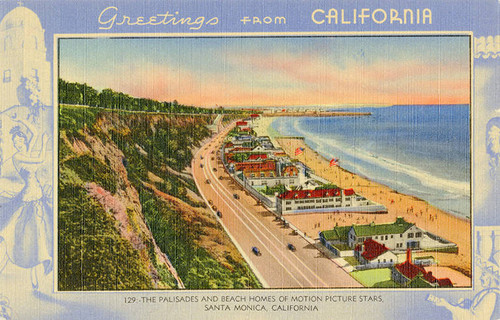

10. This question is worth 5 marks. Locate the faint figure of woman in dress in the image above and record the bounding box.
[487,117,500,178]
[0,294,12,320]
[0,114,51,291]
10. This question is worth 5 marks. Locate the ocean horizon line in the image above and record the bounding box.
[217,103,469,109]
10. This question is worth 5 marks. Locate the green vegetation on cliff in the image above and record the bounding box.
[59,104,260,290]
[58,79,243,114]
[58,185,153,290]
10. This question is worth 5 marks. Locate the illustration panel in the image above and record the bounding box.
[56,35,471,290]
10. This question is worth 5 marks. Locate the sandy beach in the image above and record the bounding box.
[254,117,471,280]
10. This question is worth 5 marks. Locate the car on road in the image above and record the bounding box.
[233,194,240,199]
[218,176,223,180]
[216,210,222,218]
[211,157,214,160]
[212,168,217,172]
[287,243,296,252]
[200,164,203,168]
[252,247,261,256]
[205,179,211,184]
[200,156,203,160]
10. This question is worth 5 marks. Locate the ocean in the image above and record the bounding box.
[270,105,471,218]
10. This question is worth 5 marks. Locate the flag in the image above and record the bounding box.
[295,147,304,156]
[330,158,339,166]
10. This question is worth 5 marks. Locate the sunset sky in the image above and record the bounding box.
[59,36,470,107]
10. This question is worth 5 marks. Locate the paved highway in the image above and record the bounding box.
[191,123,362,288]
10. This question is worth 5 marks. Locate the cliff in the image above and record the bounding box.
[58,106,260,290]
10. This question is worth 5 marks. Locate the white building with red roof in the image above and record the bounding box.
[236,121,250,130]
[247,154,268,161]
[354,239,397,267]
[276,188,387,215]
[391,249,453,287]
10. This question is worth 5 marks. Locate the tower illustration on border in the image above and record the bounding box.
[0,3,51,111]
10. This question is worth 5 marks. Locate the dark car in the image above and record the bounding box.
[233,194,240,199]
[213,168,217,172]
[216,210,222,218]
[252,247,261,256]
[200,164,204,168]
[205,179,210,184]
[287,243,296,252]
[218,176,223,180]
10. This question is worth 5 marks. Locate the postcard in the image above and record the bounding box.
[0,0,498,319]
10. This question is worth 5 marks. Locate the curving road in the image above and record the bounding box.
[191,123,362,288]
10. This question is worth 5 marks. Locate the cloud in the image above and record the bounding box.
[224,49,470,106]
[60,40,470,107]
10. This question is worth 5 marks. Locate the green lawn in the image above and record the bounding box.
[351,268,400,287]
[373,279,402,288]
[343,256,360,266]
[332,243,351,251]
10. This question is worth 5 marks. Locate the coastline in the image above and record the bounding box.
[255,117,471,279]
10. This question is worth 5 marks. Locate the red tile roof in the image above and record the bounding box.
[395,252,454,287]
[236,121,248,126]
[360,239,390,261]
[250,114,260,118]
[344,188,355,196]
[423,271,437,283]
[248,154,268,160]
[395,261,426,280]
[437,278,453,287]
[235,161,276,172]
[277,188,342,200]
[281,165,298,176]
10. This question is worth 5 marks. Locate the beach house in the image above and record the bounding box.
[391,250,453,288]
[236,161,277,179]
[345,217,458,252]
[354,239,398,268]
[276,188,387,215]
[236,121,250,130]
[245,161,301,188]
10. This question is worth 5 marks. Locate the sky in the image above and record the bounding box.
[59,36,470,107]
